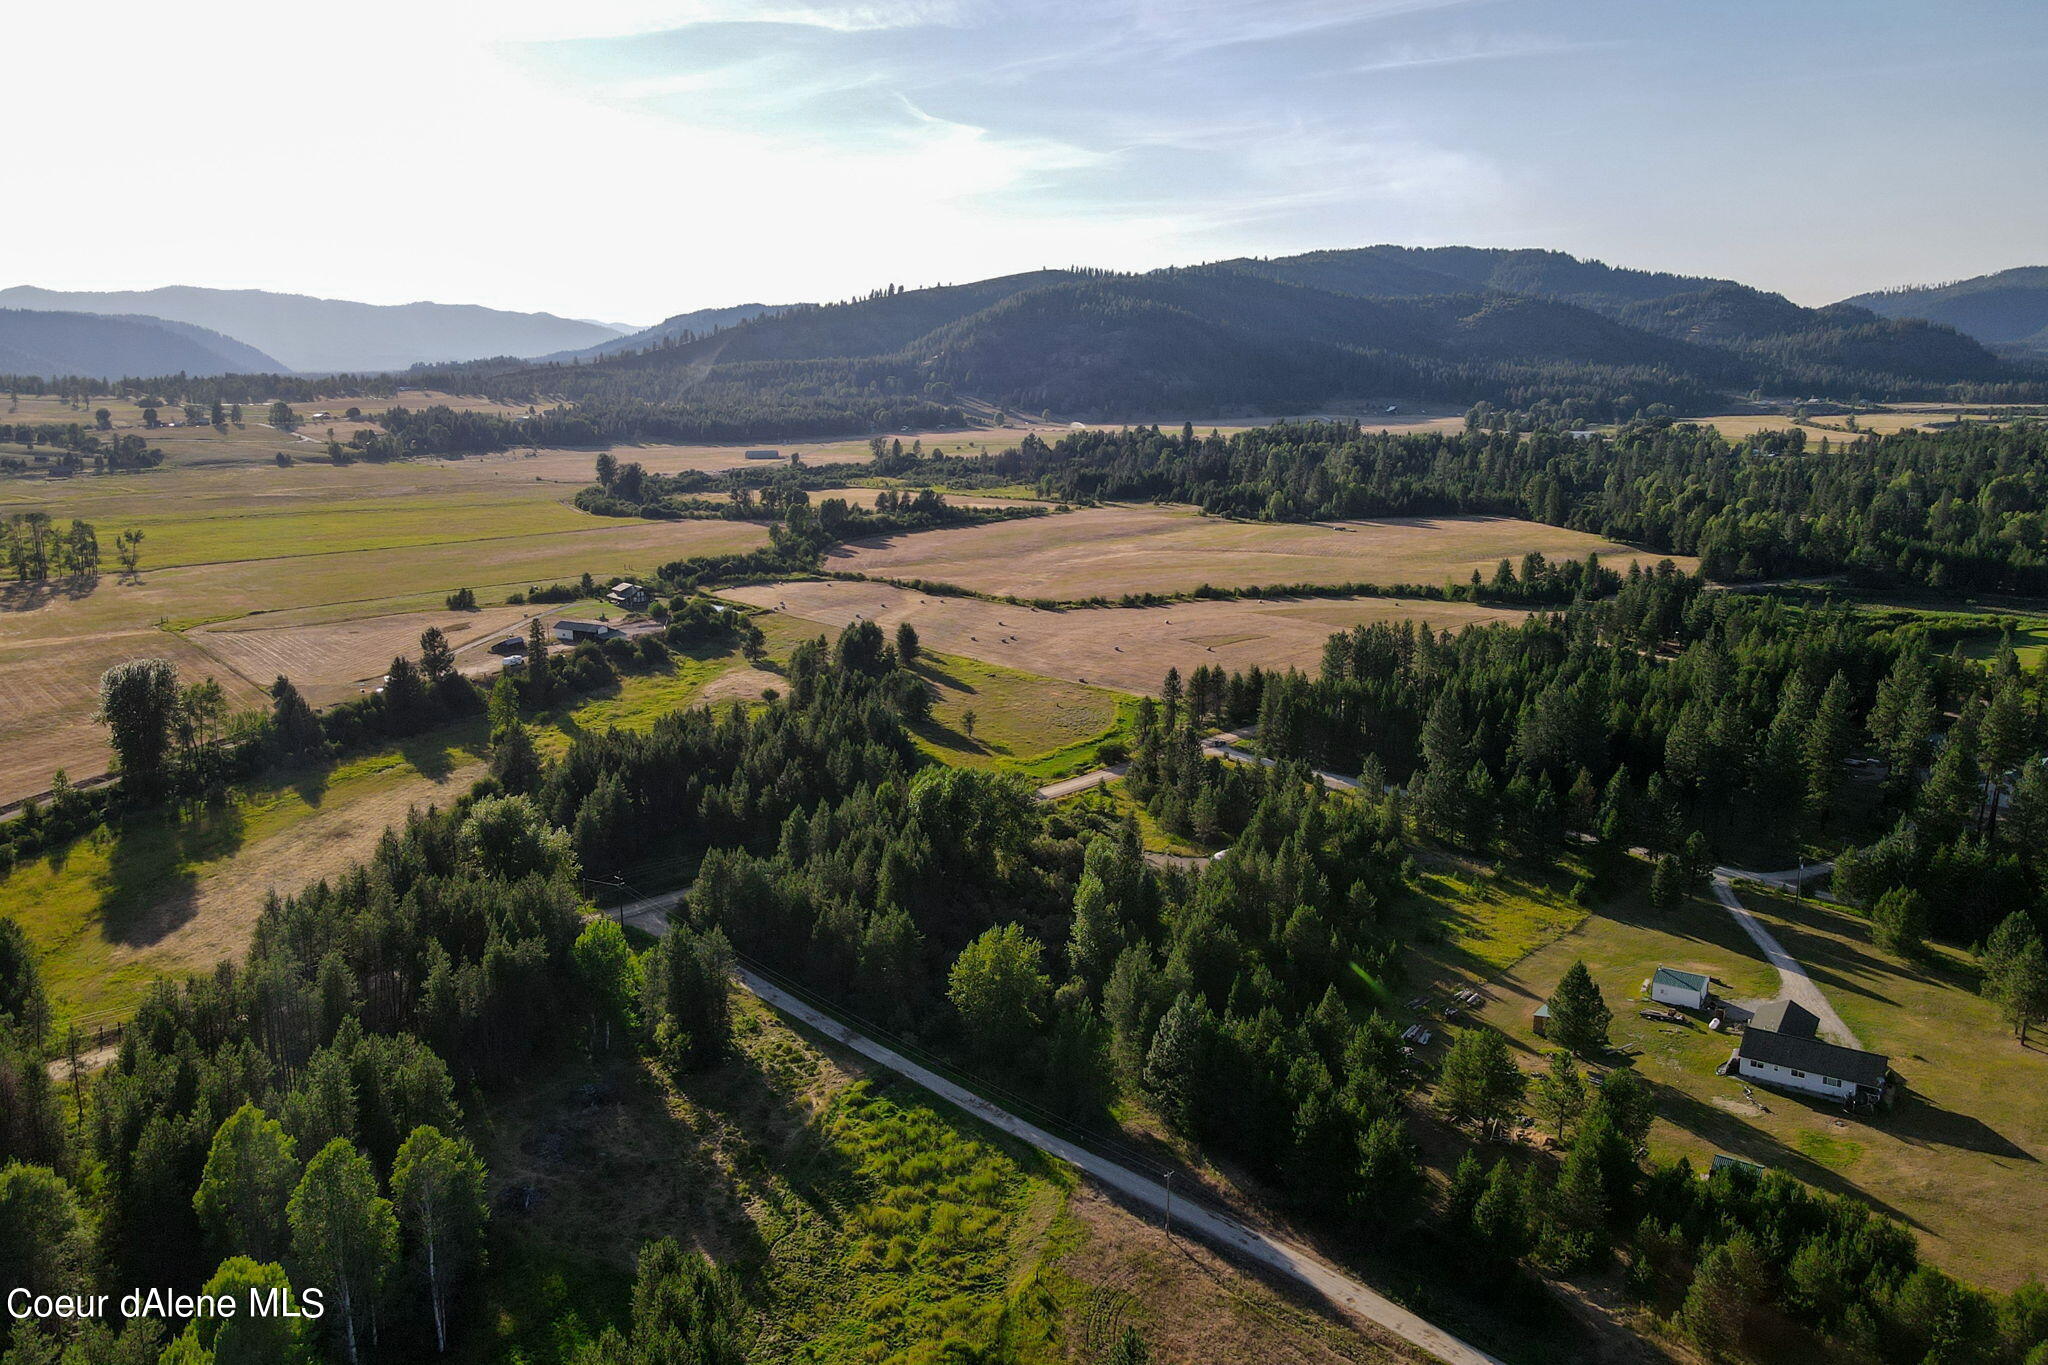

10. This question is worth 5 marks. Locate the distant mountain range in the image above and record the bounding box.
[8,252,2045,427]
[427,246,2035,437]
[0,285,628,374]
[536,302,795,363]
[0,308,286,378]
[1840,267,2048,358]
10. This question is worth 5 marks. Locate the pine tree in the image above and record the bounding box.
[1803,671,1854,824]
[1436,1028,1525,1138]
[1533,1050,1588,1142]
[1547,961,1612,1056]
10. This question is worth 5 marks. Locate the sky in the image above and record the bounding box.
[11,0,2046,324]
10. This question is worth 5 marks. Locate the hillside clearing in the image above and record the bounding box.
[465,992,1409,1364]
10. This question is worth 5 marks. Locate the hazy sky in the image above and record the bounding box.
[14,0,2045,323]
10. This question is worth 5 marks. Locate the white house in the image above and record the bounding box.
[1650,967,1711,1011]
[1732,1000,1890,1106]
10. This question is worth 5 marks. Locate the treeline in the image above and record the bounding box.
[0,420,164,473]
[970,417,2048,592]
[375,368,964,454]
[1145,566,2048,941]
[2,373,402,405]
[3,515,124,581]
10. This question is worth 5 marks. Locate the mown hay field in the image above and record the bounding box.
[190,603,540,703]
[725,579,1523,695]
[0,628,271,800]
[0,493,765,802]
[823,505,1694,601]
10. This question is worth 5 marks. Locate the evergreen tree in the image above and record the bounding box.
[1546,961,1612,1056]
[1436,1029,1525,1138]
[1533,1050,1588,1143]
[1679,1230,1770,1361]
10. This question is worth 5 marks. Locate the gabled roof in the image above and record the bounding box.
[1653,967,1710,994]
[1748,999,1819,1038]
[1738,1026,1889,1090]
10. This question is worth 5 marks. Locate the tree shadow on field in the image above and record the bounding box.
[912,660,975,695]
[98,794,248,947]
[913,718,991,758]
[1650,1077,1929,1229]
[0,575,99,613]
[1886,1088,2038,1162]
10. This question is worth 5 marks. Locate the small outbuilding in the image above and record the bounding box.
[1533,1003,1552,1038]
[1651,967,1711,1011]
[744,448,781,460]
[488,636,527,656]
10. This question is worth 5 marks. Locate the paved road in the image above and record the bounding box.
[604,887,1504,1365]
[1709,862,1860,1048]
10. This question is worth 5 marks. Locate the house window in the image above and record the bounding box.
[1823,1077,1837,1087]
[1790,1070,1805,1078]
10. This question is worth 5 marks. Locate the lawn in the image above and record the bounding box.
[823,504,1694,601]
[1403,855,1597,975]
[1421,858,2048,1293]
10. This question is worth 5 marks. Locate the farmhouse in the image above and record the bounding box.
[606,581,651,610]
[554,620,624,645]
[1732,1001,1891,1105]
[1650,967,1711,1011]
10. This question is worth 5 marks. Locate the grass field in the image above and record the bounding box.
[728,580,1526,696]
[1684,406,2048,444]
[0,453,768,803]
[0,733,488,1029]
[908,651,1132,781]
[823,505,1694,601]
[464,991,1406,1364]
[1416,863,2048,1292]
[0,633,781,1028]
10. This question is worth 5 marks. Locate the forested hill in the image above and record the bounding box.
[403,250,2044,444]
[1843,266,2048,358]
[0,307,285,378]
[1229,246,2007,384]
[533,301,796,363]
